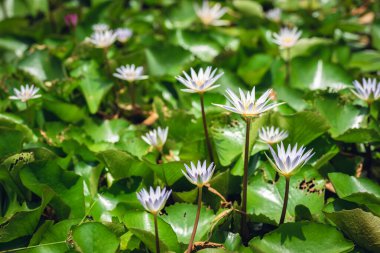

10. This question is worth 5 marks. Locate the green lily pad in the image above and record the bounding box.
[161,202,215,244]
[325,206,380,253]
[123,211,180,253]
[247,166,325,224]
[72,222,119,253]
[249,222,354,253]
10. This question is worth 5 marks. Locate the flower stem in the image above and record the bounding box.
[0,241,67,253]
[200,94,214,163]
[103,47,112,76]
[154,213,160,253]
[279,176,290,225]
[285,48,291,85]
[241,117,251,242]
[129,81,137,111]
[363,144,373,179]
[187,186,203,253]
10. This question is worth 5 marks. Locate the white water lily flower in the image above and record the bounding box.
[266,8,281,22]
[327,83,348,93]
[175,66,224,93]
[195,1,229,26]
[87,30,117,48]
[272,27,302,49]
[137,186,172,214]
[92,23,109,32]
[142,127,168,150]
[267,142,314,177]
[116,28,133,43]
[352,78,380,103]
[182,160,215,187]
[113,64,148,82]
[9,84,41,102]
[259,126,288,144]
[214,88,282,117]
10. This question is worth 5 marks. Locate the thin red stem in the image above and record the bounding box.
[200,94,214,163]
[241,117,251,243]
[187,186,203,253]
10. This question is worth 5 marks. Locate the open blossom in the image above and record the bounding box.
[214,88,283,117]
[92,23,109,32]
[137,186,171,214]
[176,66,224,93]
[87,30,117,48]
[115,28,133,43]
[182,160,215,187]
[351,78,380,103]
[195,1,229,26]
[266,8,281,22]
[267,142,314,177]
[142,127,168,150]
[9,84,41,102]
[259,126,288,144]
[113,64,148,82]
[272,27,302,49]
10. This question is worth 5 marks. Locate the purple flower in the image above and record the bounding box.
[65,13,78,28]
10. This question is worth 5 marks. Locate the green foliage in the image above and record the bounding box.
[249,222,354,253]
[0,0,379,252]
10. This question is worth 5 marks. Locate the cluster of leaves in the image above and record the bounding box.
[1,0,380,252]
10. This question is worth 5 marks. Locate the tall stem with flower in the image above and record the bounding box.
[272,27,302,86]
[267,142,314,224]
[351,78,380,177]
[182,161,215,253]
[114,64,148,112]
[137,187,171,253]
[176,67,223,163]
[214,88,283,241]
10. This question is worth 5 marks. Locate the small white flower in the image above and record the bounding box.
[92,23,109,32]
[327,83,348,93]
[115,28,133,43]
[267,142,314,177]
[176,66,224,94]
[113,64,148,82]
[195,1,229,26]
[142,127,168,150]
[272,27,302,49]
[214,88,282,117]
[9,84,41,102]
[266,8,281,22]
[87,30,117,48]
[259,126,288,144]
[351,78,380,103]
[182,160,215,187]
[137,186,172,214]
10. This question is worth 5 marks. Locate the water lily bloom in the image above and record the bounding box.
[259,126,288,144]
[113,64,148,82]
[272,27,302,49]
[64,13,78,28]
[9,84,41,102]
[214,88,282,117]
[195,1,229,26]
[176,66,224,94]
[352,78,380,103]
[267,142,314,177]
[142,127,169,151]
[92,23,109,32]
[137,186,172,214]
[266,8,281,22]
[87,30,117,48]
[115,28,133,43]
[182,160,215,187]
